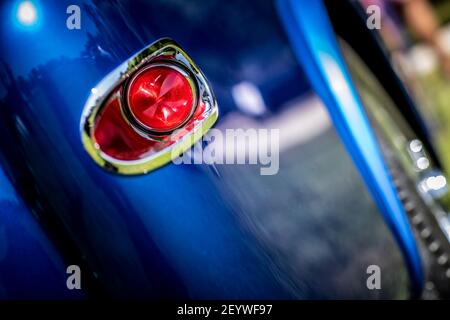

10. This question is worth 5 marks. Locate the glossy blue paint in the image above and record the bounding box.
[0,0,413,298]
[0,166,83,299]
[276,0,423,293]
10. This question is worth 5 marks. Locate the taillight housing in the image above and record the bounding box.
[80,38,218,175]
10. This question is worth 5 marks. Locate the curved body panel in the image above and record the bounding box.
[277,0,422,293]
[0,0,416,298]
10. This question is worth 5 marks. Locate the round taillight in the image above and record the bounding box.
[126,64,195,133]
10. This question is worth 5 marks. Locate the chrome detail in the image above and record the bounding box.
[429,242,440,253]
[80,38,218,175]
[412,214,424,225]
[339,38,450,296]
[420,228,431,239]
[437,254,448,266]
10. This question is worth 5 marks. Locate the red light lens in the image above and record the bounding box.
[93,95,158,160]
[127,65,194,132]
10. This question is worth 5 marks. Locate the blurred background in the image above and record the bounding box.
[360,0,450,181]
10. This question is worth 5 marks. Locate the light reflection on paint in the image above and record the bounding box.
[16,1,38,26]
[232,82,267,116]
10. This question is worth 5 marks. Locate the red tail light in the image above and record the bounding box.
[93,93,158,161]
[126,64,196,133]
[80,38,218,175]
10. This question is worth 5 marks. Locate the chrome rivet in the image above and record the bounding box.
[412,214,423,225]
[437,254,448,266]
[404,201,416,212]
[420,228,431,239]
[428,241,440,253]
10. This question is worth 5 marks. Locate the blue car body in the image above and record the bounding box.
[0,0,427,298]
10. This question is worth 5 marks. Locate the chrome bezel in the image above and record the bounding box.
[80,38,218,175]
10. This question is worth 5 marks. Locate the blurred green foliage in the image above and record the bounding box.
[418,70,450,207]
[432,0,450,23]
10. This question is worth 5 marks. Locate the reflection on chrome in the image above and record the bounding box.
[416,157,430,170]
[419,173,448,194]
[407,139,434,172]
[409,139,423,153]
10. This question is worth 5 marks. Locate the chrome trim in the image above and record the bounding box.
[338,39,450,290]
[80,38,218,175]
